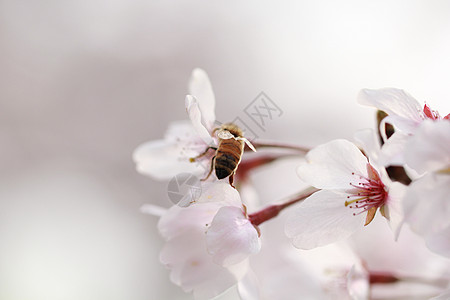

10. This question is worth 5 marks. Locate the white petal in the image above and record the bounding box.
[384,181,406,239]
[206,206,260,267]
[158,182,242,240]
[357,88,423,129]
[189,68,216,131]
[158,202,221,240]
[164,120,205,147]
[380,114,420,135]
[404,173,450,236]
[186,95,215,146]
[237,270,260,300]
[378,131,409,166]
[353,129,381,166]
[160,229,248,300]
[193,260,249,300]
[297,139,369,190]
[285,190,365,249]
[133,139,205,180]
[404,120,450,174]
[196,181,243,207]
[425,227,450,258]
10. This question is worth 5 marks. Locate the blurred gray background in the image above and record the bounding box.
[1,0,450,299]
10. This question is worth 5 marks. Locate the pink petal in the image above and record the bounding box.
[206,206,261,266]
[158,203,219,240]
[158,182,243,240]
[285,190,365,249]
[189,68,216,132]
[297,139,369,190]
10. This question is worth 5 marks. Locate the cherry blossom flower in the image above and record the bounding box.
[285,139,405,250]
[133,68,216,180]
[357,88,449,166]
[145,181,260,299]
[402,120,450,257]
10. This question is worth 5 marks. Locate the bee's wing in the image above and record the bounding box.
[237,137,257,152]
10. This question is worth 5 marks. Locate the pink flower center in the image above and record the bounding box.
[345,164,387,217]
[422,104,450,120]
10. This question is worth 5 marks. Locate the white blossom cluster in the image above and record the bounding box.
[133,69,450,300]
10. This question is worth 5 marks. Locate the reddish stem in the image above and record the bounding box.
[248,187,319,226]
[369,272,399,284]
[245,141,310,153]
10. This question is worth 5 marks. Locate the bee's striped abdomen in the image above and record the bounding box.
[215,138,244,179]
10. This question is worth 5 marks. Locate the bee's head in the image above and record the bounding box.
[219,123,243,137]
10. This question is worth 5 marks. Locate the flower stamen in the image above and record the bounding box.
[346,164,388,225]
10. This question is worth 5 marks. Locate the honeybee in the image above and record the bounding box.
[191,123,256,187]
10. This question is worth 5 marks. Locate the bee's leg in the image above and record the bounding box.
[201,156,216,181]
[228,173,235,189]
[189,146,217,162]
